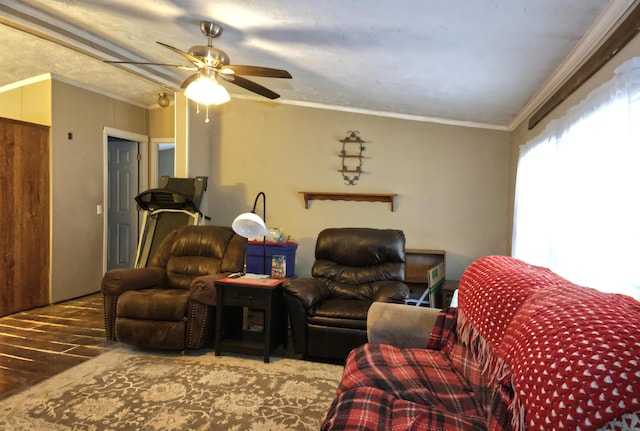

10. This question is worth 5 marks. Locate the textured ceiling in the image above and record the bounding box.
[0,0,632,129]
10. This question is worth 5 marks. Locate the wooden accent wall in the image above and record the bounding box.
[0,117,50,316]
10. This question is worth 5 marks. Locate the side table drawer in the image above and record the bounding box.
[221,285,269,308]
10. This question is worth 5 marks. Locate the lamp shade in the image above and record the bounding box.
[232,212,267,239]
[184,76,231,105]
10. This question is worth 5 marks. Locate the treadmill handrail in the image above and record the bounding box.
[135,188,199,212]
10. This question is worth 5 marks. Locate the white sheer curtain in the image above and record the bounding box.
[513,57,640,300]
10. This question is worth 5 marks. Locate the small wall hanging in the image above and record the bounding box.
[339,131,366,185]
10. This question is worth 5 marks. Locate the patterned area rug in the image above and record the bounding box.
[0,347,343,430]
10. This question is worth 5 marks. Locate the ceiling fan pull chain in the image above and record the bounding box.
[192,100,210,122]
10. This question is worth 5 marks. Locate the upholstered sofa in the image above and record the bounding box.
[322,255,640,431]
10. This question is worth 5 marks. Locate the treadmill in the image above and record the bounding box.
[134,176,208,268]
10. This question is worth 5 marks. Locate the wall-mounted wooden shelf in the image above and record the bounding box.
[299,192,397,211]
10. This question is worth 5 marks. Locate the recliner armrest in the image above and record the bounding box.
[282,277,331,308]
[371,280,410,302]
[101,267,165,296]
[189,273,228,306]
[367,302,441,349]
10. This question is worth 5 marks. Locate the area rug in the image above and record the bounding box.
[0,347,343,430]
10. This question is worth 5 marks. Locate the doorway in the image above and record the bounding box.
[150,138,175,187]
[103,128,148,272]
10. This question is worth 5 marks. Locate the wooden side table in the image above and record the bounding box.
[214,277,287,363]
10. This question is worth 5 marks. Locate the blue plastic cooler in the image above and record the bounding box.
[246,241,297,277]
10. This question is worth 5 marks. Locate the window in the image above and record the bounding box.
[513,57,640,301]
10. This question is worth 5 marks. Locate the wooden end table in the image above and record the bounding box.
[214,277,287,363]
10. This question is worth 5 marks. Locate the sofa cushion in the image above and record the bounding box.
[310,297,370,320]
[150,225,246,289]
[322,385,487,431]
[312,228,406,283]
[117,288,189,321]
[115,318,186,350]
[428,307,510,429]
[336,343,486,419]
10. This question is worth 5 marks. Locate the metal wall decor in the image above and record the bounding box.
[339,131,366,185]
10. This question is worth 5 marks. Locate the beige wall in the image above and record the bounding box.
[1,76,149,302]
[508,33,640,252]
[50,80,148,302]
[184,98,216,216]
[3,72,511,300]
[149,104,174,138]
[203,99,511,279]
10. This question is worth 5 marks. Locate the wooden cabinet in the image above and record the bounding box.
[441,280,459,308]
[0,118,50,316]
[405,249,445,286]
[405,249,449,307]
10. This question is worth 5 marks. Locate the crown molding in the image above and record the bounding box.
[508,0,637,132]
[231,93,509,131]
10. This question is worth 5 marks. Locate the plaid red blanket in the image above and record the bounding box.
[322,307,513,431]
[322,343,487,431]
[426,306,457,352]
[322,384,487,431]
[322,256,640,431]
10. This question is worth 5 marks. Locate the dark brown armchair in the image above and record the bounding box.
[101,225,246,350]
[283,227,409,361]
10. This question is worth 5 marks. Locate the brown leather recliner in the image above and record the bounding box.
[101,225,246,350]
[283,227,409,361]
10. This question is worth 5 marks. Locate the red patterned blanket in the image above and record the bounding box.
[457,255,567,348]
[457,256,640,431]
[499,282,640,431]
[322,256,640,431]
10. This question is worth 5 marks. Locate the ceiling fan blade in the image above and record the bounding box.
[157,41,207,69]
[220,74,281,99]
[104,60,196,71]
[221,65,292,79]
[180,74,199,89]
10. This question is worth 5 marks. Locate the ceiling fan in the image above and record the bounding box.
[106,20,292,102]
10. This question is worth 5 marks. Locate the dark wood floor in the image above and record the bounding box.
[0,293,115,400]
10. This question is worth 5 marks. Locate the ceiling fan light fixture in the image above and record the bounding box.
[157,92,171,108]
[184,76,230,105]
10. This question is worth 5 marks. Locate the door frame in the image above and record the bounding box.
[149,137,176,188]
[102,127,149,274]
